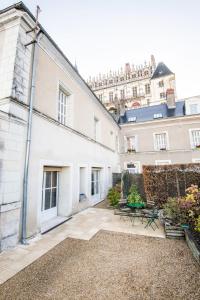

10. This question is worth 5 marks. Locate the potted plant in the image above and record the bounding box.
[127,184,145,208]
[107,187,120,208]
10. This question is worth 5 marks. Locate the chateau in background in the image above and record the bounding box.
[87,56,176,113]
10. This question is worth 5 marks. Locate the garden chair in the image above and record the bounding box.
[144,208,159,230]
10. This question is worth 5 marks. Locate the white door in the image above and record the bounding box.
[42,171,58,222]
[91,168,101,204]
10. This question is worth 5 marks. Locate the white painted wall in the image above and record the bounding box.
[25,112,119,237]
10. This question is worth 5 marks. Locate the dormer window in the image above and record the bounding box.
[154,113,163,119]
[128,117,136,122]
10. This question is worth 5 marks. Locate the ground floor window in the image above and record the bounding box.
[91,168,100,195]
[155,160,171,165]
[127,162,140,174]
[42,171,58,211]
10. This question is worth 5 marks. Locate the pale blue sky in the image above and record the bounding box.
[1,0,200,99]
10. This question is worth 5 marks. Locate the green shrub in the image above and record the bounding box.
[195,216,200,232]
[107,188,120,207]
[163,197,181,224]
[127,184,143,204]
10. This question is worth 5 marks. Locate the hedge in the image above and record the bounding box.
[143,163,200,207]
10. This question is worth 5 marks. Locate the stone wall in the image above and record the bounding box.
[0,111,26,251]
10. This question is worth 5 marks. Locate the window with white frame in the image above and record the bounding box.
[190,104,199,115]
[126,136,137,152]
[58,88,70,125]
[128,116,136,122]
[160,92,166,99]
[94,117,100,141]
[155,160,171,165]
[127,162,140,174]
[99,94,103,102]
[154,132,168,150]
[192,158,200,163]
[42,171,58,211]
[158,80,164,87]
[120,89,125,99]
[91,168,100,195]
[190,129,200,148]
[132,86,137,98]
[109,91,114,102]
[79,167,87,201]
[154,113,163,119]
[115,135,119,152]
[145,84,151,94]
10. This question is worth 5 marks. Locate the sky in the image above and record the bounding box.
[1,0,200,99]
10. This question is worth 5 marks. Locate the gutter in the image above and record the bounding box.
[21,7,41,244]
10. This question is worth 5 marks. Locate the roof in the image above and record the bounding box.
[119,101,185,124]
[151,62,174,80]
[0,2,120,128]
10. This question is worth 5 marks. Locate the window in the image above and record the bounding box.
[153,113,163,119]
[42,171,58,212]
[79,167,87,202]
[91,169,100,195]
[144,71,149,76]
[99,94,103,102]
[154,132,168,150]
[128,116,136,122]
[120,89,125,99]
[158,80,164,87]
[127,162,140,174]
[190,104,198,115]
[126,136,137,152]
[155,160,171,165]
[190,129,200,148]
[109,91,114,102]
[192,158,200,163]
[160,92,166,99]
[110,131,114,148]
[145,84,151,94]
[132,86,137,98]
[109,79,113,84]
[58,89,70,125]
[94,117,100,141]
[115,135,119,152]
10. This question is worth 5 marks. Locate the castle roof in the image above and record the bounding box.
[151,62,174,80]
[119,101,185,124]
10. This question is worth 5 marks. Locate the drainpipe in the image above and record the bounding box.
[21,6,41,245]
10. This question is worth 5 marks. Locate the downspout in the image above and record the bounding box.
[21,7,41,244]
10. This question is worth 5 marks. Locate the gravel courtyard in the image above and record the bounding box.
[0,230,200,300]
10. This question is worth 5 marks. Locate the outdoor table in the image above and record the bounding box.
[126,203,145,224]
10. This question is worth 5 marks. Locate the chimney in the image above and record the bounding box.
[166,88,176,109]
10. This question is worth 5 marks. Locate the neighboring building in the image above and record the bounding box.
[119,95,200,173]
[0,3,120,251]
[87,57,176,112]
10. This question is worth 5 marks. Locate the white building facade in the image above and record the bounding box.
[0,3,120,251]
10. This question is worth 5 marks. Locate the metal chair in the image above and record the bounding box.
[144,208,159,230]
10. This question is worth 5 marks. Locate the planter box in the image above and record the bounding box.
[185,229,200,265]
[164,222,185,239]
